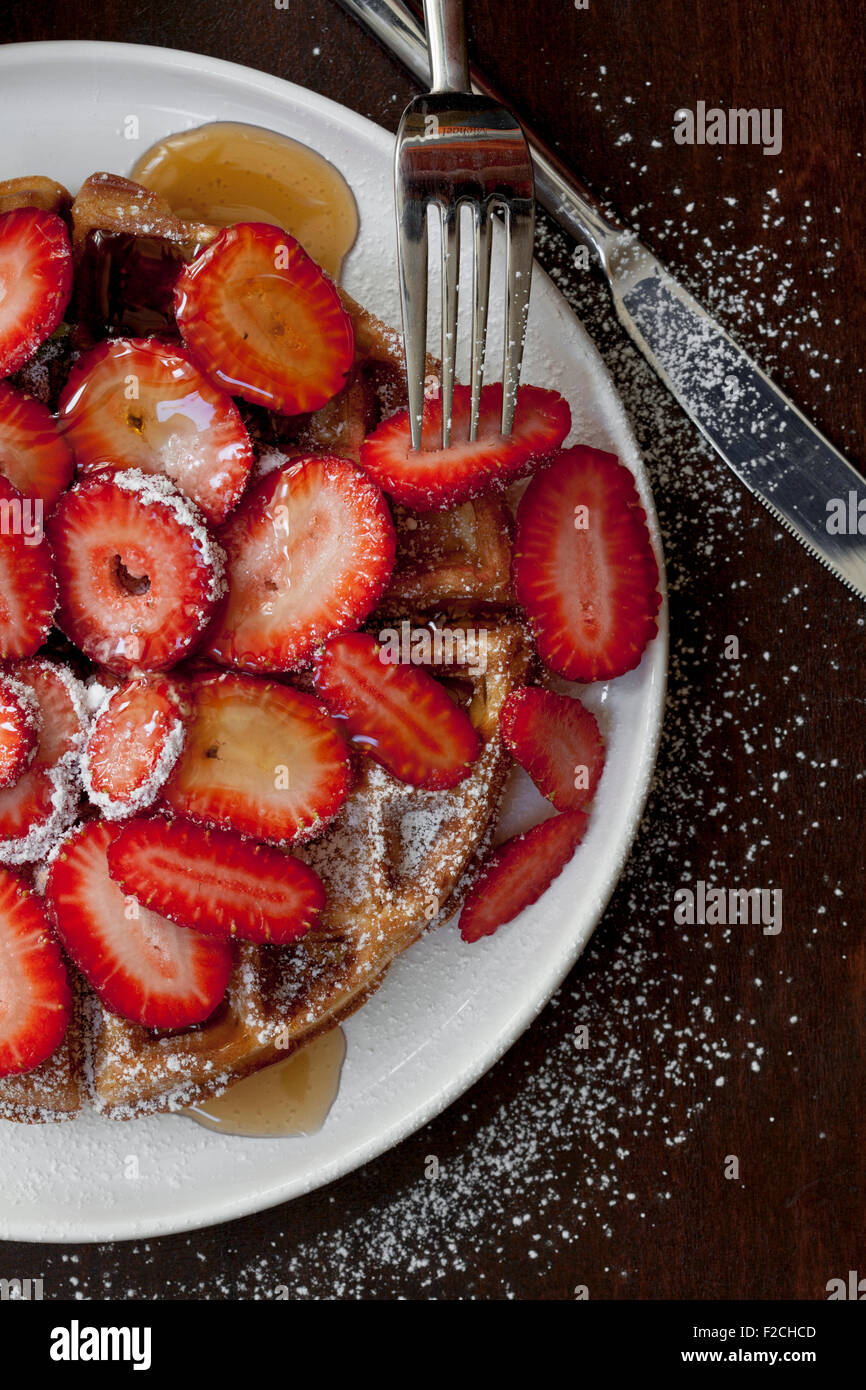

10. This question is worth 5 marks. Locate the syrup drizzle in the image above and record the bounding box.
[131,121,358,280]
[186,1027,346,1138]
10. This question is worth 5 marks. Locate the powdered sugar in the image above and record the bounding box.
[83,675,116,716]
[0,670,42,771]
[80,683,186,820]
[111,468,227,602]
[0,749,82,866]
[253,446,292,479]
[0,662,87,867]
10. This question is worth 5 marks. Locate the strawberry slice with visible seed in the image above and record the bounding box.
[107,816,325,945]
[82,676,189,820]
[500,687,606,812]
[174,223,354,415]
[0,474,57,660]
[58,337,254,525]
[314,631,480,789]
[358,383,571,511]
[0,381,74,509]
[206,454,395,674]
[162,671,351,845]
[459,810,589,942]
[0,208,73,378]
[46,468,225,675]
[514,446,661,682]
[46,821,232,1030]
[0,672,40,788]
[0,660,86,866]
[0,867,72,1077]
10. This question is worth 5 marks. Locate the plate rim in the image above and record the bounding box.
[0,37,668,1242]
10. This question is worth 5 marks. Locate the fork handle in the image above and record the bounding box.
[347,0,624,261]
[423,0,471,93]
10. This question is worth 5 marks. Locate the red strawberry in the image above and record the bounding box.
[174,223,354,415]
[45,821,232,1030]
[162,671,350,845]
[514,447,661,682]
[206,455,395,674]
[358,383,571,510]
[0,474,57,659]
[46,469,225,675]
[107,816,325,945]
[0,381,74,508]
[500,687,605,812]
[0,671,40,788]
[0,660,85,865]
[459,810,588,942]
[0,867,72,1077]
[83,676,189,819]
[0,208,73,377]
[57,337,254,525]
[314,632,480,789]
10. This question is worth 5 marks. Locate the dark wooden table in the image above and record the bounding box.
[1,0,863,1301]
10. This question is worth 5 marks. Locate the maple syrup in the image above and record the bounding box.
[185,1027,346,1137]
[131,121,358,280]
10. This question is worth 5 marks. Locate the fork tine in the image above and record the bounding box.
[469,203,492,442]
[500,201,535,436]
[439,202,461,449]
[396,190,429,452]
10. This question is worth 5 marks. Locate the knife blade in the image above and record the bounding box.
[335,0,866,600]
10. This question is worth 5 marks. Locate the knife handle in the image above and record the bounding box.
[518,119,627,264]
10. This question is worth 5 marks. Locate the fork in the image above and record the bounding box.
[394,0,535,449]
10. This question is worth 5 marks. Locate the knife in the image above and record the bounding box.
[335,0,866,601]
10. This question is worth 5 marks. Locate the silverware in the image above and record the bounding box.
[337,0,866,602]
[394,0,534,447]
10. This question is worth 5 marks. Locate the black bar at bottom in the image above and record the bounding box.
[1,1296,861,1373]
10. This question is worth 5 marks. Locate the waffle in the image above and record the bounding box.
[90,622,529,1117]
[0,172,526,1122]
[384,497,514,615]
[0,175,71,217]
[0,971,87,1122]
[1,616,529,1123]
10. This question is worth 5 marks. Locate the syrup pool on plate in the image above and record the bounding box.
[185,1027,346,1138]
[130,121,359,280]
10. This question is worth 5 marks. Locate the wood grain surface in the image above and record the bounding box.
[0,0,863,1300]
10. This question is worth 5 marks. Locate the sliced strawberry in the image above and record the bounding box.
[358,383,571,511]
[500,687,605,812]
[107,816,325,945]
[514,447,661,682]
[0,867,71,1077]
[314,632,480,789]
[174,223,354,415]
[0,660,85,865]
[162,672,350,844]
[57,338,254,525]
[0,671,40,788]
[46,469,225,675]
[0,208,73,378]
[206,454,395,674]
[459,810,588,942]
[45,821,232,1031]
[82,676,189,819]
[0,381,74,508]
[0,474,57,660]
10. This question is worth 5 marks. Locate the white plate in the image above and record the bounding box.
[0,40,667,1242]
